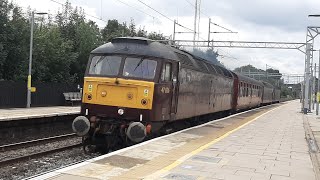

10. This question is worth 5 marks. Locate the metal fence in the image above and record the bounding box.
[0,81,79,108]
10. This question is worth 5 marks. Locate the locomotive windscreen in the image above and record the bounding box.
[89,55,122,76]
[123,57,157,79]
[88,55,157,80]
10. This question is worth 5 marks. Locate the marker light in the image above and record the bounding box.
[118,108,124,115]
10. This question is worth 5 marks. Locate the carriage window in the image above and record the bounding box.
[89,56,122,76]
[123,57,157,79]
[161,63,172,81]
[246,84,249,97]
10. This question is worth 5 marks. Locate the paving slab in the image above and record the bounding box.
[0,106,80,121]
[32,100,317,180]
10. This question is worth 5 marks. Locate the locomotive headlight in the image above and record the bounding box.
[118,108,124,115]
[101,91,107,97]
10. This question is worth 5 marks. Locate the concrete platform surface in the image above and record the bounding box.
[32,100,317,180]
[0,106,80,121]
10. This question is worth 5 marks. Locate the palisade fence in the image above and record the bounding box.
[0,81,80,108]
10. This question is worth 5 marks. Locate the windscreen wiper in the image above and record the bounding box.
[133,58,145,71]
[93,56,106,68]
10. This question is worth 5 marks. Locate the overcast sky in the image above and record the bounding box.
[13,0,320,78]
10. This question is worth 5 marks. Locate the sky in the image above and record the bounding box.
[13,0,320,79]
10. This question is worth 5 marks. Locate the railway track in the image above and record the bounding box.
[0,133,76,151]
[0,134,81,167]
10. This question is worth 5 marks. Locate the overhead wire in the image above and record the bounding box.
[184,0,210,18]
[184,0,238,62]
[136,0,173,22]
[136,0,194,32]
[19,6,57,18]
[211,23,234,33]
[48,0,108,23]
[114,0,159,21]
[184,0,235,33]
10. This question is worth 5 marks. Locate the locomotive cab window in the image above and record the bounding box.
[123,57,157,80]
[161,62,172,82]
[89,56,122,76]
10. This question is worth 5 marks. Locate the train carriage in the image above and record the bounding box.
[273,88,281,103]
[261,81,274,104]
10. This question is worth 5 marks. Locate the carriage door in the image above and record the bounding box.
[161,61,179,120]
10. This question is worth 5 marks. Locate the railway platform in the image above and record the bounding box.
[33,100,318,180]
[0,106,80,121]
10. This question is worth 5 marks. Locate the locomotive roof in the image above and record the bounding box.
[91,37,179,61]
[91,37,235,79]
[261,81,275,88]
[235,72,264,86]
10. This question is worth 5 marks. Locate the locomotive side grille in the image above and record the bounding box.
[213,65,233,78]
[206,63,218,74]
[194,59,210,72]
[174,52,195,68]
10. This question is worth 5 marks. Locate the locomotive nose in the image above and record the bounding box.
[126,122,146,143]
[72,116,90,136]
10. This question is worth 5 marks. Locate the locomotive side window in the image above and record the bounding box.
[123,57,157,79]
[89,56,122,76]
[161,63,172,82]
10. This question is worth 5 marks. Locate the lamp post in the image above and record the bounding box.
[27,11,47,108]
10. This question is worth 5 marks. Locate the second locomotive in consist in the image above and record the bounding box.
[72,37,280,152]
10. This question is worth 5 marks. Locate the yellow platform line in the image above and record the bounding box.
[153,104,284,177]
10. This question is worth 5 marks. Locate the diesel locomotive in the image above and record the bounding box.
[72,37,280,153]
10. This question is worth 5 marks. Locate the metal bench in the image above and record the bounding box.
[63,92,82,106]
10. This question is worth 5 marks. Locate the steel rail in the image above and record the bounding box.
[0,143,81,167]
[0,133,76,152]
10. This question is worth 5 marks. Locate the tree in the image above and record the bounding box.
[234,64,282,88]
[147,32,166,40]
[189,48,221,65]
[0,0,170,84]
[71,20,103,82]
[136,26,147,37]
[0,2,30,81]
[55,2,103,83]
[128,18,136,37]
[32,26,77,82]
[101,19,128,42]
[266,68,282,80]
[0,0,13,79]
